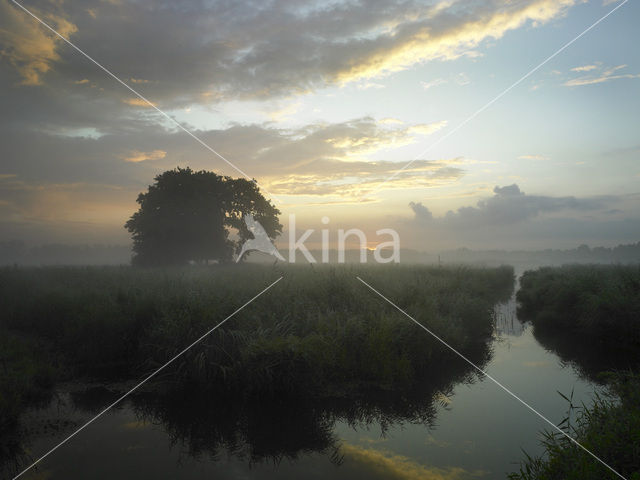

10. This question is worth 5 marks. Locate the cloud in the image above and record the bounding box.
[411,184,618,228]
[0,1,77,85]
[329,1,576,87]
[356,81,386,90]
[422,73,470,90]
[267,100,303,122]
[288,117,447,161]
[1,0,578,106]
[266,158,463,201]
[409,201,433,220]
[407,120,448,136]
[0,175,134,243]
[403,187,639,250]
[571,64,598,72]
[421,78,447,90]
[452,72,471,86]
[121,149,166,163]
[518,154,549,160]
[0,111,470,243]
[379,118,404,125]
[123,97,155,107]
[564,64,640,87]
[0,115,461,220]
[245,117,457,199]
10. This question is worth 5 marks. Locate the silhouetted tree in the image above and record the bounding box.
[125,167,281,266]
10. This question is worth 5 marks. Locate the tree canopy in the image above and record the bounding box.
[125,167,281,266]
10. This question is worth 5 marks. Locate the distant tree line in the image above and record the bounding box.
[2,241,640,267]
[441,242,640,266]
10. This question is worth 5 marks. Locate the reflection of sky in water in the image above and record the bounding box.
[335,326,600,479]
[18,299,601,480]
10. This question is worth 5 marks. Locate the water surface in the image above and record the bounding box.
[10,296,602,480]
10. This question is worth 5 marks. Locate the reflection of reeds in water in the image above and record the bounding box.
[493,296,526,338]
[127,340,493,468]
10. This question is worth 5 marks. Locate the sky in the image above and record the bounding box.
[1,0,639,251]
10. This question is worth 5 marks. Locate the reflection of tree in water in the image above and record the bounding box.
[127,340,493,467]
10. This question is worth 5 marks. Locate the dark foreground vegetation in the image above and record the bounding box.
[518,264,640,363]
[512,264,640,480]
[0,264,513,472]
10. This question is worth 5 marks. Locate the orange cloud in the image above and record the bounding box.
[123,97,155,107]
[333,0,576,85]
[121,149,166,163]
[0,1,78,85]
[564,64,640,87]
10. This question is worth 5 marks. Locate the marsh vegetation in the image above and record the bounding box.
[512,264,640,480]
[3,263,638,479]
[0,263,514,476]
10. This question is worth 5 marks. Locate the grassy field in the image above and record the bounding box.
[512,264,640,480]
[0,264,514,428]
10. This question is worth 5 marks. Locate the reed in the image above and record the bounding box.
[517,264,640,350]
[509,372,640,480]
[0,264,514,420]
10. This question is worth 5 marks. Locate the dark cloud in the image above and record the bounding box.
[411,184,618,228]
[409,201,433,220]
[1,0,577,110]
[0,115,464,241]
[493,184,522,196]
[402,187,638,250]
[0,115,454,185]
[0,0,578,205]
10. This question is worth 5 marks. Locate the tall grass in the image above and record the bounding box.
[0,332,53,429]
[517,264,640,351]
[0,264,513,418]
[509,373,640,480]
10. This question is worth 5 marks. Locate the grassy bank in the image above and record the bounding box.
[517,264,640,354]
[509,372,640,480]
[512,264,640,480]
[0,264,513,422]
